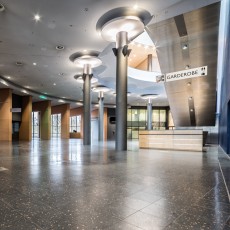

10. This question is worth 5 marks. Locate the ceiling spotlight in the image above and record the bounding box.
[34,14,41,22]
[133,4,138,9]
[53,83,56,86]
[74,74,98,84]
[92,85,110,93]
[56,45,65,50]
[0,3,5,12]
[182,44,188,50]
[33,62,37,66]
[141,94,158,100]
[0,80,8,86]
[21,90,29,94]
[74,75,84,83]
[7,76,11,79]
[15,61,23,66]
[190,109,194,112]
[96,7,151,42]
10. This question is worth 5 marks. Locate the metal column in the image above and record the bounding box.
[114,31,130,151]
[83,64,92,145]
[147,99,152,130]
[147,54,153,130]
[98,91,104,141]
[147,54,152,71]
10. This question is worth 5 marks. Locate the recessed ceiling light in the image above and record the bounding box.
[190,109,194,112]
[53,83,56,86]
[7,76,11,79]
[34,14,41,22]
[21,90,29,94]
[56,45,65,50]
[15,61,23,66]
[133,4,138,9]
[33,62,37,66]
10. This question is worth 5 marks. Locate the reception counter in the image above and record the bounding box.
[139,130,204,151]
[69,132,81,139]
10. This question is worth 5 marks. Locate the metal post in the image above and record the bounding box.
[115,31,129,151]
[147,54,153,130]
[83,64,92,145]
[147,54,152,71]
[147,98,152,130]
[98,91,104,141]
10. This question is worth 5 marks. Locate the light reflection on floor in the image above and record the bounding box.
[0,139,229,229]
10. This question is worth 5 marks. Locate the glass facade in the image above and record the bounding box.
[51,114,61,137]
[127,108,168,139]
[69,116,81,132]
[32,112,40,138]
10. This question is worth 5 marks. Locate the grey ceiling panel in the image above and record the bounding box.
[147,2,220,126]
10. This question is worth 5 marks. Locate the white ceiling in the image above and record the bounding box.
[0,0,220,108]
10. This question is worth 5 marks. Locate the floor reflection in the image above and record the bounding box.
[0,139,229,229]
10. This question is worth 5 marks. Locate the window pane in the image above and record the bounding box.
[160,110,166,122]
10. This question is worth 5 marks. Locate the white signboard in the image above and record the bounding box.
[165,66,208,82]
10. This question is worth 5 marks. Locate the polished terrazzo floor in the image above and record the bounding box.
[0,139,230,230]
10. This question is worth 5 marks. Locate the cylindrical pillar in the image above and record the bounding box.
[0,88,12,141]
[115,31,128,151]
[147,54,152,71]
[19,95,32,141]
[98,91,104,141]
[83,64,92,145]
[147,99,152,130]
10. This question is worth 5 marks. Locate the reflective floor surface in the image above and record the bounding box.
[0,139,230,230]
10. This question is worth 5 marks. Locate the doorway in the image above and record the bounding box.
[32,112,40,138]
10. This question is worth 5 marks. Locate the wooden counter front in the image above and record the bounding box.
[69,132,81,138]
[139,130,203,151]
